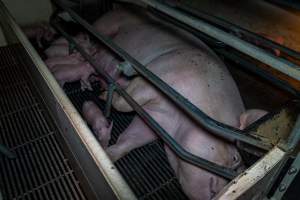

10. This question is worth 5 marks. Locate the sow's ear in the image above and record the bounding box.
[239,109,268,130]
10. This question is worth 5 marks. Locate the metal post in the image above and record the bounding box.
[104,83,116,117]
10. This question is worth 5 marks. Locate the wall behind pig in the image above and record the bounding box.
[3,0,53,26]
[0,0,53,46]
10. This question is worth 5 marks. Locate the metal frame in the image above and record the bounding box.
[147,7,300,98]
[52,0,272,151]
[52,18,238,180]
[167,1,300,60]
[140,0,300,82]
[0,1,136,199]
[271,152,300,200]
[51,0,300,183]
[3,0,300,198]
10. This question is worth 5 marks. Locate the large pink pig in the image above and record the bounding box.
[90,7,246,200]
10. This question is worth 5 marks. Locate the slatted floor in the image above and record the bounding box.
[64,84,189,200]
[0,45,87,200]
[0,43,189,199]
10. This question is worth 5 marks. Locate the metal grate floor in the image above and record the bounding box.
[64,83,189,200]
[0,45,87,200]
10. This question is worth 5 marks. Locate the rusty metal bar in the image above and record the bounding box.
[52,0,272,150]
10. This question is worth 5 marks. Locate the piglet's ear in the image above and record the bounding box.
[239,109,268,130]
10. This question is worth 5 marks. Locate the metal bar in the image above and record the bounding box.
[148,7,300,98]
[217,49,300,98]
[174,2,300,60]
[0,1,136,198]
[104,83,116,117]
[52,19,238,180]
[52,0,271,150]
[141,0,300,82]
[271,152,300,200]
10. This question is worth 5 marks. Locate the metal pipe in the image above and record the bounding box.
[141,0,300,82]
[53,0,271,150]
[174,3,300,60]
[0,1,136,197]
[148,7,300,98]
[52,19,238,180]
[104,83,116,117]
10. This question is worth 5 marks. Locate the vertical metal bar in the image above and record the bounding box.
[104,83,116,117]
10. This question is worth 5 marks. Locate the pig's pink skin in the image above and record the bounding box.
[94,22,219,80]
[44,44,70,58]
[239,109,268,130]
[82,101,113,148]
[44,53,83,70]
[88,6,249,199]
[51,62,95,90]
[52,33,88,45]
[105,47,245,200]
[23,23,55,47]
[92,5,147,38]
[91,7,246,199]
[45,34,96,58]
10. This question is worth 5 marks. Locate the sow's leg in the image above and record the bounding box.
[106,116,157,161]
[105,76,161,161]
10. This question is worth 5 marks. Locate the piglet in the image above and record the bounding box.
[82,101,113,148]
[45,33,96,58]
[44,53,83,70]
[51,62,95,90]
[23,22,55,48]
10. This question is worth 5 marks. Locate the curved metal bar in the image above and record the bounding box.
[52,0,271,150]
[52,19,238,180]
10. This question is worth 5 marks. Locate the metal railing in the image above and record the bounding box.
[53,0,272,152]
[52,18,238,180]
[49,0,300,180]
